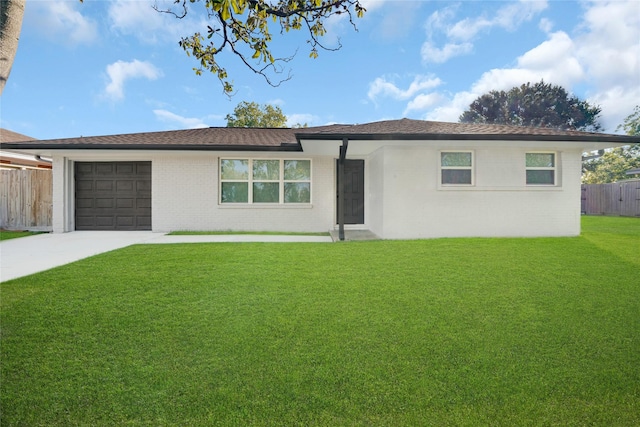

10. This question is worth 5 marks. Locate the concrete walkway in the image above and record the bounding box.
[0,231,332,282]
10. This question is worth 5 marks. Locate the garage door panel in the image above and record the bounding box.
[96,180,114,191]
[75,162,151,230]
[96,163,115,174]
[116,163,135,174]
[116,198,134,208]
[76,198,93,209]
[116,216,134,227]
[76,180,93,191]
[96,216,115,227]
[96,198,115,208]
[137,163,152,174]
[137,198,151,209]
[136,180,151,191]
[116,180,134,191]
[137,217,151,228]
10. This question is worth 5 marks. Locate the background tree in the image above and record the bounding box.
[582,106,640,183]
[0,0,26,94]
[459,81,603,132]
[226,101,287,127]
[156,0,366,94]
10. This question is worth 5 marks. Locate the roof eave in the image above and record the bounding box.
[295,132,637,144]
[0,143,302,152]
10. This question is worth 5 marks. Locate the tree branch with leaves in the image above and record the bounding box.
[155,0,365,94]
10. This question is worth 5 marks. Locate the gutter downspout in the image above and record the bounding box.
[338,138,348,241]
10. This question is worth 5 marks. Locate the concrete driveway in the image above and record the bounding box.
[0,231,332,282]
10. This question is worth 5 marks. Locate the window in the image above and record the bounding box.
[441,151,473,185]
[526,153,555,185]
[220,159,311,204]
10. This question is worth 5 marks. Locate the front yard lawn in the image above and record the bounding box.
[1,217,639,426]
[0,230,45,241]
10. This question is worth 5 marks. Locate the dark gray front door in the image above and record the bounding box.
[75,162,151,230]
[337,159,365,224]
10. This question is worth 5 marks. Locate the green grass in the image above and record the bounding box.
[168,230,331,236]
[1,217,639,426]
[0,230,45,241]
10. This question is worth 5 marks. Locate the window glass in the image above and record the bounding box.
[526,153,555,168]
[441,152,473,185]
[441,152,472,167]
[284,160,311,180]
[221,159,248,180]
[526,153,555,185]
[442,169,472,185]
[285,183,311,203]
[253,160,280,181]
[253,182,279,203]
[220,159,311,204]
[526,170,555,185]
[221,182,248,203]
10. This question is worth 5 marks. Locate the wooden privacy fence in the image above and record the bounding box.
[581,180,640,217]
[0,170,53,230]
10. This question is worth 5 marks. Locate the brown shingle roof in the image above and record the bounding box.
[2,127,301,151]
[295,118,630,140]
[2,119,637,150]
[0,128,36,143]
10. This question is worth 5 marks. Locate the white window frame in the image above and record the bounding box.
[440,150,475,186]
[219,158,312,204]
[525,152,556,186]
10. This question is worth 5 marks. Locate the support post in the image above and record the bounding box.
[338,138,348,241]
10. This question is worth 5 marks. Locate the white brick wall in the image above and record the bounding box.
[50,144,584,238]
[368,145,584,239]
[152,152,335,233]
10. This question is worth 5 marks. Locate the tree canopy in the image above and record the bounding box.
[226,101,287,127]
[155,0,366,94]
[459,81,603,132]
[582,106,640,184]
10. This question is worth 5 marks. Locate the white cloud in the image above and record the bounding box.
[421,42,473,64]
[403,93,445,115]
[368,75,442,102]
[416,0,640,132]
[103,60,162,101]
[108,0,206,43]
[153,109,209,129]
[29,1,98,45]
[286,113,318,127]
[422,0,548,63]
[575,0,640,131]
[424,92,478,123]
[471,31,584,95]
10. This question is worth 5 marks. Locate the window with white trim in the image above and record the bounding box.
[526,153,556,185]
[441,151,474,185]
[220,159,311,204]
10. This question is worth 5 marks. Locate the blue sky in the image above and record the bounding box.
[1,0,639,140]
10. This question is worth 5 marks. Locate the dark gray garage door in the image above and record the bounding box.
[75,162,151,230]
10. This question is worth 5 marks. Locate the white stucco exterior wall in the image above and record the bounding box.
[365,145,583,239]
[152,152,335,233]
[49,143,584,238]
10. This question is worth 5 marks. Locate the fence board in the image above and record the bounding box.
[0,170,53,230]
[581,180,640,217]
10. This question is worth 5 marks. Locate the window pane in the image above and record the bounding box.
[253,160,280,180]
[284,182,310,203]
[284,160,311,180]
[442,169,472,185]
[526,170,555,185]
[221,159,248,180]
[221,182,248,203]
[526,153,555,168]
[441,152,472,167]
[253,182,279,203]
